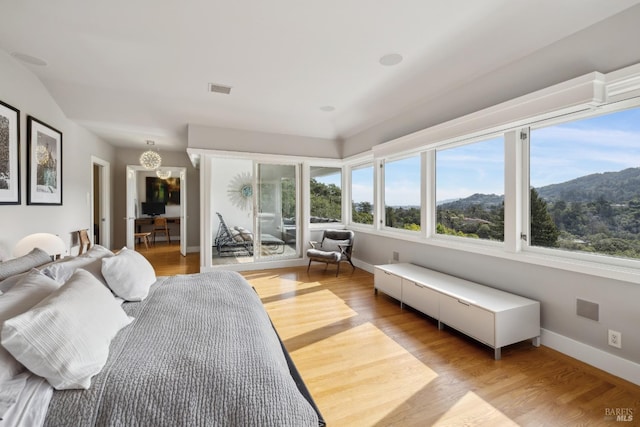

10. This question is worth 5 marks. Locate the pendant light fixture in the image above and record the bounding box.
[156,169,172,179]
[139,140,162,170]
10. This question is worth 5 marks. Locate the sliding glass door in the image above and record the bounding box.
[255,163,299,260]
[210,157,299,266]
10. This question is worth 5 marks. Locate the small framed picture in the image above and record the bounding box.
[0,100,21,205]
[27,116,63,205]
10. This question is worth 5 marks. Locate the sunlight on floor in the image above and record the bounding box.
[264,289,357,340]
[293,322,438,426]
[248,274,323,299]
[433,390,520,427]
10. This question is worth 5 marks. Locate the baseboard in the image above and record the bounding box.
[353,258,374,273]
[203,258,308,272]
[541,328,640,386]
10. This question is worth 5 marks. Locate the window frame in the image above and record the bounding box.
[380,153,424,234]
[362,78,640,283]
[309,164,343,227]
[433,133,507,244]
[521,99,640,271]
[348,161,376,228]
[306,160,345,230]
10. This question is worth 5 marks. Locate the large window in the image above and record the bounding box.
[310,166,341,223]
[384,155,421,231]
[436,136,504,241]
[529,107,640,259]
[351,164,374,225]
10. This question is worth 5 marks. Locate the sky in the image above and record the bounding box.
[349,106,640,206]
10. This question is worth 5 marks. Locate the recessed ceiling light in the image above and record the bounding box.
[320,106,335,112]
[379,53,403,67]
[11,52,48,67]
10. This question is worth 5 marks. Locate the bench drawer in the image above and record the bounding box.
[374,268,402,301]
[402,278,439,319]
[439,294,495,346]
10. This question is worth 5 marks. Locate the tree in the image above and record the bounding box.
[530,188,559,247]
[310,178,341,220]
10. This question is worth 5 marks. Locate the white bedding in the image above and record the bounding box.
[0,373,52,427]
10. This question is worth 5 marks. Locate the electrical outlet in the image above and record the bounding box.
[608,329,622,349]
[392,251,399,261]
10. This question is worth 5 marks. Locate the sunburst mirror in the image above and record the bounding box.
[227,172,253,210]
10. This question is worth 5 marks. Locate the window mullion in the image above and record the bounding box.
[424,151,436,238]
[504,129,525,253]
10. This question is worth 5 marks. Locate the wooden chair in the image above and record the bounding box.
[77,229,92,255]
[134,232,152,250]
[152,217,171,245]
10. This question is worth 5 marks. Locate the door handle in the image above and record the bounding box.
[457,299,470,306]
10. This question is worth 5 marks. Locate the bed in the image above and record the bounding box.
[0,247,324,427]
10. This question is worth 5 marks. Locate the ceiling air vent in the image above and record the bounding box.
[208,83,232,95]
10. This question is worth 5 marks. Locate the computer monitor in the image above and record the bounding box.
[141,202,166,217]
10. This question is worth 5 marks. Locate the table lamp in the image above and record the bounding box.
[13,233,67,260]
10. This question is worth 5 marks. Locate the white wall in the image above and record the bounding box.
[188,124,342,159]
[0,51,115,258]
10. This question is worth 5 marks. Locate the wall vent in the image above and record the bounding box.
[577,298,599,321]
[208,83,232,95]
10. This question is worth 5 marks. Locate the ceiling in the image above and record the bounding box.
[1,1,640,152]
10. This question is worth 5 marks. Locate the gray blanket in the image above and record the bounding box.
[44,271,319,427]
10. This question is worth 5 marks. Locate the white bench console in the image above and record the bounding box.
[374,263,540,359]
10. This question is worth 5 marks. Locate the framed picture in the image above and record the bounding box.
[27,116,63,205]
[146,176,180,205]
[0,100,20,205]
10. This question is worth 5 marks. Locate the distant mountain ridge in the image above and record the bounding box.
[438,167,640,209]
[536,167,640,203]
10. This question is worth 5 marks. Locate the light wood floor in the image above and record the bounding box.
[141,244,640,426]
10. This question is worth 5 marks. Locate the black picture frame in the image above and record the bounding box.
[0,100,20,205]
[27,116,63,205]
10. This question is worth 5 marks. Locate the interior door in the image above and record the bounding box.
[125,166,137,249]
[255,163,299,260]
[179,168,187,256]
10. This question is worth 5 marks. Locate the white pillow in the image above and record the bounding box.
[41,256,108,287]
[322,238,350,252]
[0,248,52,281]
[1,270,133,390]
[101,247,156,301]
[0,269,61,384]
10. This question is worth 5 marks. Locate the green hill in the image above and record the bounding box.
[436,167,640,257]
[536,167,640,204]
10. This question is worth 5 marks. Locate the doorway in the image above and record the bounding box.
[125,165,188,256]
[91,156,111,249]
[210,157,300,266]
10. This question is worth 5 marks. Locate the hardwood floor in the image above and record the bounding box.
[142,245,640,426]
[136,241,200,276]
